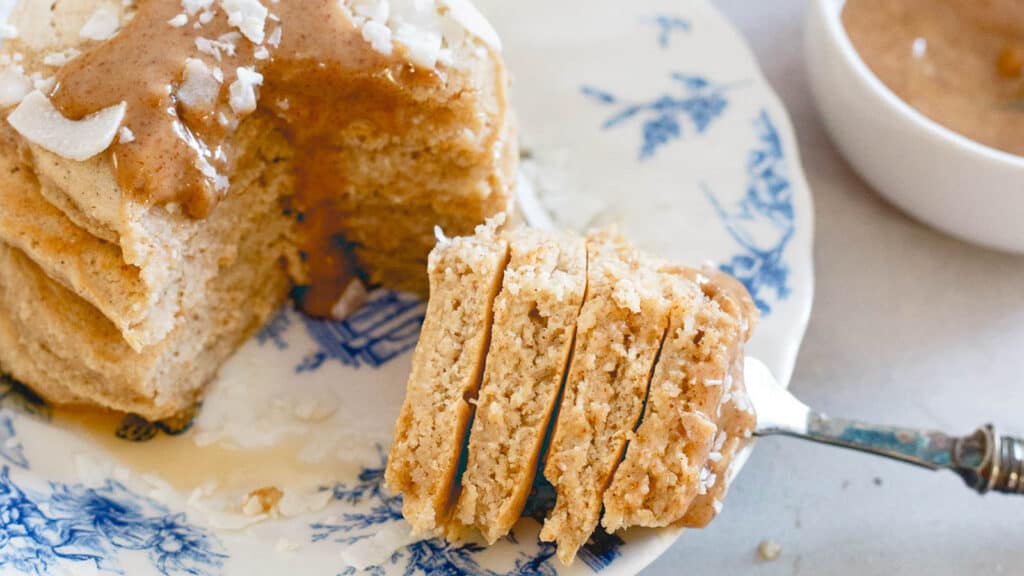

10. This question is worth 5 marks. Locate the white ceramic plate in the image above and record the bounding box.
[0,1,814,575]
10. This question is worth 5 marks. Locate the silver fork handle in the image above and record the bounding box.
[760,416,1024,495]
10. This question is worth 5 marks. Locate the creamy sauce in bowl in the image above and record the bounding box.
[843,0,1024,157]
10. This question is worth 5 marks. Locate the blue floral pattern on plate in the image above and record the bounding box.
[0,466,224,576]
[705,111,795,313]
[257,291,425,373]
[581,74,733,161]
[645,15,690,49]
[312,450,621,576]
[0,377,48,470]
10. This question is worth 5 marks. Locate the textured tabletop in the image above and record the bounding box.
[648,1,1024,574]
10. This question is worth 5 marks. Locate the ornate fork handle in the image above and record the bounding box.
[770,416,1024,495]
[953,426,1024,495]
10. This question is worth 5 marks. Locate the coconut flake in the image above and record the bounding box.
[183,0,215,15]
[80,4,121,41]
[349,0,389,23]
[195,35,239,61]
[341,0,501,69]
[267,25,282,47]
[439,0,500,51]
[228,65,262,114]
[195,37,223,60]
[31,73,55,93]
[330,279,369,321]
[0,67,33,107]
[118,126,135,143]
[434,225,450,245]
[277,488,332,517]
[8,91,125,161]
[361,20,393,55]
[220,0,268,43]
[194,153,229,191]
[178,57,221,111]
[394,24,443,69]
[168,13,189,27]
[43,49,81,67]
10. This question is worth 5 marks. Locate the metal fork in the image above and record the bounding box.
[746,358,1024,495]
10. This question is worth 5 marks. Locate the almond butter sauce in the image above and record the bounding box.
[50,0,446,315]
[843,0,1024,157]
[52,405,343,496]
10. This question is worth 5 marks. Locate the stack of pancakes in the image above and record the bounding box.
[0,0,514,421]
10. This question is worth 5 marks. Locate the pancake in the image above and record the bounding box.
[384,216,510,535]
[0,0,515,420]
[602,267,756,532]
[452,228,586,544]
[538,228,673,565]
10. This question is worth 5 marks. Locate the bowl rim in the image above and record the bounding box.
[814,0,1024,170]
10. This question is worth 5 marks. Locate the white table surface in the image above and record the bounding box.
[647,1,1024,574]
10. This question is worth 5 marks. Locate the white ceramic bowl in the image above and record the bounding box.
[806,0,1024,253]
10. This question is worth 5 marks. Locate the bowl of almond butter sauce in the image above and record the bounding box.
[806,0,1024,253]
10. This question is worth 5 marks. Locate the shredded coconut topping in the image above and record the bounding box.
[178,57,222,111]
[221,0,268,43]
[168,13,189,27]
[118,126,135,143]
[340,0,501,69]
[0,66,32,107]
[80,4,122,41]
[183,0,215,14]
[7,91,126,161]
[228,65,263,114]
[43,49,82,67]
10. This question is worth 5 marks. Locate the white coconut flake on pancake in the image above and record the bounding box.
[221,0,268,44]
[80,3,121,41]
[0,65,32,106]
[183,0,215,15]
[341,0,501,69]
[439,0,500,51]
[228,65,263,114]
[7,90,126,161]
[179,57,222,111]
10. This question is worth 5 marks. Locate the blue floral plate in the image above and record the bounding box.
[0,0,814,574]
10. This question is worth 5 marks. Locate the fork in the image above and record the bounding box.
[745,358,1024,495]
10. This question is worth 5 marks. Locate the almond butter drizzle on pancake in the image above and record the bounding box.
[50,0,447,316]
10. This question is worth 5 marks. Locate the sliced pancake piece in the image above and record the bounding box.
[601,267,750,532]
[678,270,759,528]
[539,228,672,565]
[385,217,510,535]
[681,351,757,528]
[453,228,587,544]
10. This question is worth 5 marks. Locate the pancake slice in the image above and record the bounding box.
[453,228,587,544]
[384,217,510,535]
[679,270,759,528]
[539,228,672,565]
[681,350,758,528]
[601,267,751,531]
